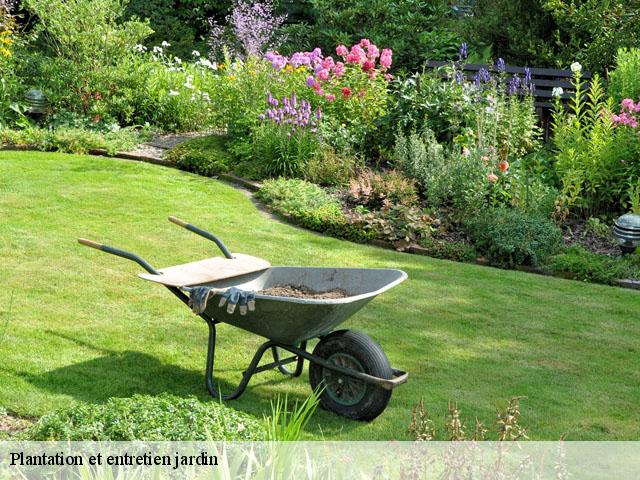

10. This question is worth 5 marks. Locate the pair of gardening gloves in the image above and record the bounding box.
[188,286,256,316]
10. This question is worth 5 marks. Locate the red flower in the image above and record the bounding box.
[341,87,352,99]
[362,59,375,72]
[499,160,510,172]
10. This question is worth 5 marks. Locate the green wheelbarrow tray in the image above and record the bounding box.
[78,217,409,421]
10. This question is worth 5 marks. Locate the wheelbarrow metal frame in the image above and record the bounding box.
[78,218,408,401]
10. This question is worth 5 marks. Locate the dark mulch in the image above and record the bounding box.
[259,284,350,299]
[561,218,621,256]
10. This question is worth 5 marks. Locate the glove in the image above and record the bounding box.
[218,287,256,316]
[188,286,217,315]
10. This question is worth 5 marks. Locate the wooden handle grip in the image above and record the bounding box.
[78,238,103,249]
[168,216,188,227]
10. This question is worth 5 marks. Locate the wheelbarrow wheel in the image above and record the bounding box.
[309,330,392,421]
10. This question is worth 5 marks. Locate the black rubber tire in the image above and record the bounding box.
[309,330,393,421]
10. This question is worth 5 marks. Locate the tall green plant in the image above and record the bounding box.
[551,68,624,218]
[265,389,321,441]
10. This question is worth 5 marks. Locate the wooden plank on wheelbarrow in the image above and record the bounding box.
[138,253,270,287]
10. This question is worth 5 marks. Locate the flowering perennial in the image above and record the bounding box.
[259,92,321,137]
[612,98,640,130]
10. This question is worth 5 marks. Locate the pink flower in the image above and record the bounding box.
[318,69,330,81]
[325,93,336,102]
[383,73,393,81]
[380,48,392,69]
[481,155,490,165]
[321,56,335,70]
[358,90,366,97]
[336,44,348,57]
[359,38,371,48]
[334,62,345,77]
[487,173,498,183]
[347,45,366,65]
[367,44,380,60]
[341,87,352,99]
[622,98,635,111]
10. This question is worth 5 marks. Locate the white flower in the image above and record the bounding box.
[133,44,146,52]
[552,87,564,98]
[168,90,179,97]
[192,50,201,57]
[184,75,195,90]
[174,56,182,64]
[161,41,171,47]
[197,58,216,69]
[153,46,163,55]
[570,62,582,74]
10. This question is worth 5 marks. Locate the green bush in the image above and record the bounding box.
[287,0,461,72]
[165,135,230,176]
[27,394,267,441]
[548,246,640,285]
[393,129,488,214]
[608,48,640,105]
[304,148,361,187]
[0,126,146,154]
[460,0,640,73]
[256,178,373,242]
[418,238,478,263]
[464,208,562,267]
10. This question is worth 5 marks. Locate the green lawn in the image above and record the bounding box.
[1,151,639,440]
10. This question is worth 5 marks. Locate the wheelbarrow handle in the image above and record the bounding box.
[168,216,234,259]
[77,238,160,275]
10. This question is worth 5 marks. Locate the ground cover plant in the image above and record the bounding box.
[1,152,639,440]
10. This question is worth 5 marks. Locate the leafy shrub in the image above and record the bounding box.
[289,0,460,72]
[358,204,436,250]
[345,169,418,210]
[123,0,224,59]
[27,394,267,441]
[256,178,374,242]
[460,0,640,73]
[608,48,640,105]
[165,135,230,176]
[464,208,562,267]
[393,129,488,214]
[418,238,478,263]
[304,148,361,186]
[0,126,146,154]
[548,246,640,285]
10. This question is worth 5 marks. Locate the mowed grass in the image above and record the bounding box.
[1,151,639,440]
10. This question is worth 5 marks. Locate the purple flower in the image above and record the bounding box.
[315,107,322,120]
[479,68,491,83]
[496,58,506,72]
[208,0,287,59]
[258,114,265,121]
[459,43,468,60]
[306,76,316,87]
[524,67,532,86]
[507,75,521,95]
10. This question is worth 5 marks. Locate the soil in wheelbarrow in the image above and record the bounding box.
[258,284,350,299]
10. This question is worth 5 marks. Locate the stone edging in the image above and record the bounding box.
[3,144,639,291]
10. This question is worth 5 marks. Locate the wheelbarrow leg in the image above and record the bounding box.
[271,342,306,377]
[204,321,275,400]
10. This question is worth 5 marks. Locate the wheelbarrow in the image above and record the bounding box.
[78,217,408,420]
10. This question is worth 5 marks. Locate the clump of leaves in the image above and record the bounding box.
[345,169,418,210]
